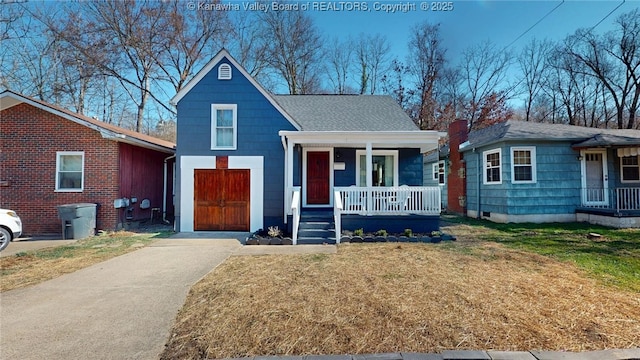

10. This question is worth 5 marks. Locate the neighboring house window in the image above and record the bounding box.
[56,152,84,191]
[621,156,640,182]
[511,147,536,183]
[211,104,237,150]
[433,161,445,185]
[356,150,399,187]
[483,149,502,184]
[218,64,232,80]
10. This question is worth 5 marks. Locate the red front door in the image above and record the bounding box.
[306,151,330,205]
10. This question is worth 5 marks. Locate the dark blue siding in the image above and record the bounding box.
[399,148,423,185]
[176,57,297,228]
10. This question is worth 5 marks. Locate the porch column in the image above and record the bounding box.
[286,138,294,213]
[366,142,373,212]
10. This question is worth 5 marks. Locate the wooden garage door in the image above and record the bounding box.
[194,169,250,231]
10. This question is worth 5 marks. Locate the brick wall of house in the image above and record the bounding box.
[447,119,468,215]
[0,103,120,235]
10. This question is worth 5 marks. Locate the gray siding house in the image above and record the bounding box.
[171,50,443,243]
[429,120,640,228]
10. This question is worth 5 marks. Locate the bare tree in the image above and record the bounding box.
[407,21,446,129]
[518,38,551,121]
[459,40,514,130]
[259,7,323,94]
[226,11,270,79]
[564,9,640,129]
[156,0,229,94]
[326,37,355,94]
[354,33,390,95]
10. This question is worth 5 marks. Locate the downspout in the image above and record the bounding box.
[475,148,481,219]
[163,154,176,224]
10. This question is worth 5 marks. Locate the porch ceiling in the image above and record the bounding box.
[279,130,445,153]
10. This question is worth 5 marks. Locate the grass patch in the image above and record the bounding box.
[0,230,171,291]
[440,215,640,292]
[162,233,640,358]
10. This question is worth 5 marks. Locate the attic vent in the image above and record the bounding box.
[218,64,232,80]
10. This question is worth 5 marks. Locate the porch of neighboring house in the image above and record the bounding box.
[575,146,640,228]
[279,130,443,244]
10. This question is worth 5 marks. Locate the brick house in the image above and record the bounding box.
[0,90,175,236]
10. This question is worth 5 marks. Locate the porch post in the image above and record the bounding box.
[287,138,294,211]
[366,142,373,213]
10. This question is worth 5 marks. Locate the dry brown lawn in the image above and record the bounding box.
[161,233,640,359]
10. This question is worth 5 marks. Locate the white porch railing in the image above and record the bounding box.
[335,186,441,215]
[291,190,301,245]
[334,191,342,244]
[581,187,640,212]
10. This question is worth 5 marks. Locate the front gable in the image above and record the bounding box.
[174,52,298,156]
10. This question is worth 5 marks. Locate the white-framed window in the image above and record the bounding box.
[355,150,399,187]
[433,160,445,185]
[511,146,536,183]
[483,148,502,184]
[211,104,237,150]
[218,63,232,80]
[56,151,84,191]
[621,155,640,182]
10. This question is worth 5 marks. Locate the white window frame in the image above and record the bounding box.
[218,63,232,80]
[620,155,640,183]
[483,148,502,185]
[56,151,84,192]
[355,150,399,187]
[211,104,237,150]
[511,146,537,184]
[433,160,445,185]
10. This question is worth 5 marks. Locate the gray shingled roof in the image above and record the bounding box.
[272,95,418,131]
[461,120,640,150]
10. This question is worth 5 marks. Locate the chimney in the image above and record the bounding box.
[447,119,468,215]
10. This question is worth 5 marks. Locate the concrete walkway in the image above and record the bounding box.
[0,238,242,360]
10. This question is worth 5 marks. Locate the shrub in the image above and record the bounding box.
[268,226,282,237]
[376,229,388,237]
[403,228,413,237]
[354,228,364,237]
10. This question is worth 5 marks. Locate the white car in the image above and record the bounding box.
[0,209,22,251]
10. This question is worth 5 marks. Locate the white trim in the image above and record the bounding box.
[433,160,445,185]
[620,155,640,183]
[218,63,232,80]
[580,149,609,206]
[279,130,442,153]
[211,104,237,150]
[170,49,301,130]
[55,151,84,192]
[302,148,334,207]
[510,146,537,184]
[483,148,502,185]
[179,155,263,232]
[355,149,399,187]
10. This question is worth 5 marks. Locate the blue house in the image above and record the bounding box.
[429,120,640,228]
[171,50,443,243]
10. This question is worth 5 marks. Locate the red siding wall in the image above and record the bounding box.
[0,103,120,235]
[447,119,468,215]
[118,143,173,222]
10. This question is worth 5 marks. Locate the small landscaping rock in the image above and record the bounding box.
[282,237,293,245]
[364,236,375,243]
[398,236,409,242]
[351,236,363,243]
[431,236,442,243]
[258,238,271,245]
[386,235,397,242]
[420,236,432,243]
[374,236,387,242]
[340,236,351,243]
[270,238,282,245]
[245,238,259,245]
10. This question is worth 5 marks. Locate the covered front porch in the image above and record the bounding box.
[279,130,444,244]
[575,142,640,228]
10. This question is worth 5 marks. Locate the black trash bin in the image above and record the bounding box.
[57,203,97,239]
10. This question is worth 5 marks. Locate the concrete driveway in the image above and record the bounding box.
[0,237,242,360]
